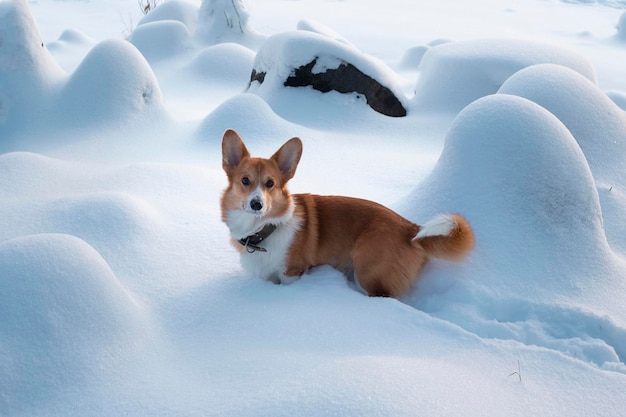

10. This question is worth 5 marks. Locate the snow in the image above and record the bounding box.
[296,18,353,46]
[412,39,597,113]
[0,0,65,136]
[1,0,626,415]
[136,0,199,32]
[498,63,626,253]
[129,20,194,63]
[196,0,265,48]
[499,63,626,187]
[61,39,166,127]
[397,93,626,371]
[617,10,626,40]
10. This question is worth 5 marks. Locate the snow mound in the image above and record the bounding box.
[399,94,625,307]
[412,39,596,113]
[47,192,163,243]
[54,28,94,46]
[499,63,626,187]
[296,18,352,45]
[0,0,65,135]
[130,20,193,63]
[195,0,265,48]
[498,64,626,253]
[137,0,199,32]
[0,233,144,410]
[616,11,626,41]
[399,94,626,369]
[248,30,408,117]
[59,39,165,127]
[183,42,254,85]
[196,93,302,142]
[0,152,90,202]
[607,90,626,110]
[398,45,429,70]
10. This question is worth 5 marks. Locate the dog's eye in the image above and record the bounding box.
[265,179,274,188]
[241,177,250,186]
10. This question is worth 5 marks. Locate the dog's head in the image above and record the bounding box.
[220,129,302,230]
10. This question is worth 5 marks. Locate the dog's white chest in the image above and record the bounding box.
[237,215,301,284]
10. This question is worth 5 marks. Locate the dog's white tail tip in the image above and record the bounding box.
[414,214,456,240]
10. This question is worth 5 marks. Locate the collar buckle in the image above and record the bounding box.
[237,224,277,253]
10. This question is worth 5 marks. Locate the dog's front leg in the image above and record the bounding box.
[278,272,301,285]
[264,270,301,285]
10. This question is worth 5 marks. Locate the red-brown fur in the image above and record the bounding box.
[221,129,474,297]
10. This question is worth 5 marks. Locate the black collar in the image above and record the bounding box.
[238,224,277,253]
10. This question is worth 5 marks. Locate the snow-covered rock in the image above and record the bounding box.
[412,39,597,113]
[248,30,408,117]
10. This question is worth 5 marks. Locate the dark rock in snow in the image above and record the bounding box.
[247,31,408,118]
[250,69,266,84]
[283,58,407,117]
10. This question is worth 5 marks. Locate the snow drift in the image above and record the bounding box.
[182,42,254,85]
[2,0,626,415]
[0,0,65,138]
[412,39,597,113]
[136,0,199,33]
[129,20,193,63]
[60,39,166,128]
[195,0,265,47]
[499,64,626,253]
[197,93,303,142]
[399,93,626,371]
[0,233,146,413]
[0,0,168,146]
[499,63,626,187]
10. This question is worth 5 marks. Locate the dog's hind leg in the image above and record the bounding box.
[351,236,427,297]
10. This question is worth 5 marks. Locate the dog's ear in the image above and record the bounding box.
[222,129,250,175]
[271,137,303,182]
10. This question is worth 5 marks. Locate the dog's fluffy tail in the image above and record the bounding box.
[413,214,474,261]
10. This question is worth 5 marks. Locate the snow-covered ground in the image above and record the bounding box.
[1,0,626,415]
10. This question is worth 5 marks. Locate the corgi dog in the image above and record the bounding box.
[220,129,474,297]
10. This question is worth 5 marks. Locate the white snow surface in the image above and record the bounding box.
[1,0,626,415]
[412,39,597,113]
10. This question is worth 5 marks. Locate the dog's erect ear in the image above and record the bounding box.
[222,129,250,175]
[271,137,303,182]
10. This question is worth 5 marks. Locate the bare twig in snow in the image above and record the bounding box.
[509,360,522,382]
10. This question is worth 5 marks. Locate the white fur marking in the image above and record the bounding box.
[239,212,300,284]
[226,199,301,284]
[414,214,455,239]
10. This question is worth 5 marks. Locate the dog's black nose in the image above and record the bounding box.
[250,199,263,211]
